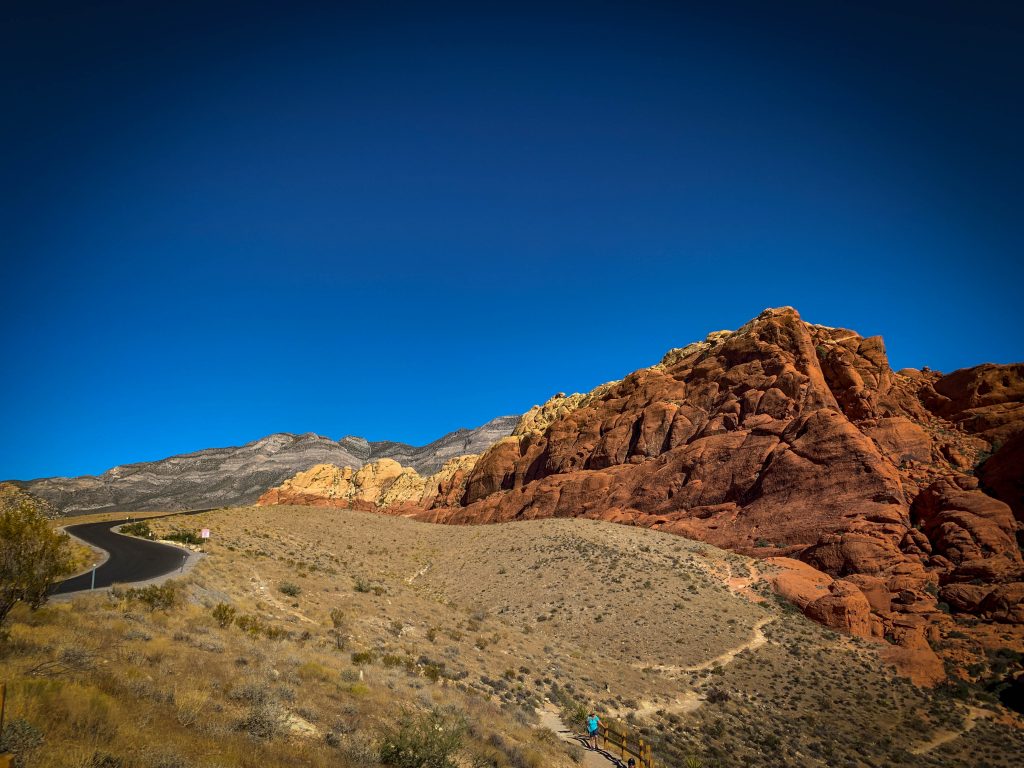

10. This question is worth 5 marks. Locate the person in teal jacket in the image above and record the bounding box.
[586,712,600,749]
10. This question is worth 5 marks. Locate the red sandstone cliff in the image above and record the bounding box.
[260,308,1024,677]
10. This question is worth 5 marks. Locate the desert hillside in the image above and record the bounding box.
[5,506,1024,768]
[259,308,1024,679]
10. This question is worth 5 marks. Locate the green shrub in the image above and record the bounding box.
[421,663,443,682]
[379,708,466,768]
[329,608,348,649]
[165,528,202,546]
[124,583,177,611]
[119,521,152,538]
[212,602,237,628]
[0,494,75,627]
[235,614,266,638]
[264,625,289,641]
[279,582,301,597]
[381,653,406,668]
[351,650,376,665]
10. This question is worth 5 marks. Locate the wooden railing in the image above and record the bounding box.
[0,682,11,768]
[598,720,656,767]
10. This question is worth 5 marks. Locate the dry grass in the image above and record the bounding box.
[2,505,1022,767]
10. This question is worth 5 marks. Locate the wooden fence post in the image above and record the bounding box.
[0,681,11,768]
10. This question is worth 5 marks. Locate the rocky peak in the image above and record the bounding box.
[11,418,517,515]
[258,306,1020,682]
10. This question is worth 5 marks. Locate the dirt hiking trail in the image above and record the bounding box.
[537,704,622,768]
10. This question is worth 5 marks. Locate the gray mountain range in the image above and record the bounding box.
[10,415,518,515]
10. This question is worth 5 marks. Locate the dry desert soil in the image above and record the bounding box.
[2,505,1023,768]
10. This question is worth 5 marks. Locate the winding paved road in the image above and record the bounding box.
[53,519,194,594]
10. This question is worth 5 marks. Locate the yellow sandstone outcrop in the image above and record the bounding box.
[257,455,479,510]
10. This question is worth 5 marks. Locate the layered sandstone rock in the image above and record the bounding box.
[261,307,1023,675]
[764,557,873,638]
[257,455,480,511]
[980,430,1024,523]
[407,308,1023,662]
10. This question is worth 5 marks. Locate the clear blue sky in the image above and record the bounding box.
[2,1,1022,480]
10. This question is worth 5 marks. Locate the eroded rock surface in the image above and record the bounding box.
[257,455,480,511]
[414,308,1023,660]
[257,307,1024,675]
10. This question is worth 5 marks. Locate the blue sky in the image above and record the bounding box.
[2,1,1022,480]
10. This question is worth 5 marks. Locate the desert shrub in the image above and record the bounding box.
[124,583,177,611]
[532,728,557,746]
[0,718,44,763]
[228,680,273,705]
[557,699,588,732]
[351,650,376,665]
[119,521,152,538]
[0,494,75,627]
[379,707,466,768]
[165,528,202,546]
[232,613,289,640]
[298,661,332,682]
[336,732,379,763]
[174,688,209,727]
[505,744,545,768]
[329,608,348,649]
[279,582,301,597]
[937,679,970,700]
[264,625,290,641]
[86,753,126,768]
[142,748,189,768]
[354,577,372,593]
[211,602,237,628]
[565,743,585,763]
[706,686,730,704]
[238,702,286,739]
[468,745,502,767]
[15,679,119,743]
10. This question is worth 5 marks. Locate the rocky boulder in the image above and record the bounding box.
[979,430,1024,523]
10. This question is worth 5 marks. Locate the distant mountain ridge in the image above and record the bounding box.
[10,416,519,515]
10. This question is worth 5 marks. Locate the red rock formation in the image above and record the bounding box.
[927,363,1024,443]
[262,307,1024,678]
[980,431,1024,523]
[412,308,1024,666]
[764,557,873,638]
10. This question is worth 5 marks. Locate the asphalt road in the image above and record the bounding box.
[53,519,193,594]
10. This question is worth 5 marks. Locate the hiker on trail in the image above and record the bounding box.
[627,759,636,768]
[586,712,600,749]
